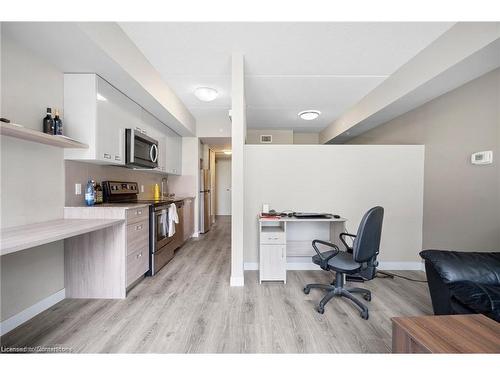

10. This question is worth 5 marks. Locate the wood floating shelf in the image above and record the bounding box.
[0,122,88,149]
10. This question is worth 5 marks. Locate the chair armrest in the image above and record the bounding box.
[339,232,356,251]
[312,240,340,266]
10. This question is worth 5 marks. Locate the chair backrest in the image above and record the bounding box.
[353,206,384,263]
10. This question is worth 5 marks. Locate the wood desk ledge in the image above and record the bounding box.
[1,218,124,256]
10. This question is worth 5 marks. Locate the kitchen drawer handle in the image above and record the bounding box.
[135,224,143,231]
[103,153,111,159]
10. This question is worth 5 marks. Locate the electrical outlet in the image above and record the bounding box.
[140,185,144,193]
[75,183,82,195]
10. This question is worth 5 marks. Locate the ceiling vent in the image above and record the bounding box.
[260,135,272,143]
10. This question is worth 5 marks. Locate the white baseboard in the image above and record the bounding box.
[230,275,244,286]
[244,261,424,271]
[0,288,66,336]
[378,261,425,271]
[244,262,259,270]
[244,262,321,270]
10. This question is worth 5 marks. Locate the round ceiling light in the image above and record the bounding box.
[298,110,321,121]
[194,87,218,102]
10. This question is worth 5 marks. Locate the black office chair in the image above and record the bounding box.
[303,206,384,319]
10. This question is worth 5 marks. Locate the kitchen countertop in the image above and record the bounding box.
[65,203,150,209]
[64,197,195,210]
[167,196,195,202]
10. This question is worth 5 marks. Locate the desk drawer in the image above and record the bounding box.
[126,219,149,255]
[127,246,149,287]
[126,207,148,224]
[260,231,286,244]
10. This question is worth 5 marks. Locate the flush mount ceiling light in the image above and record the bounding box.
[298,110,321,121]
[223,150,232,155]
[194,87,218,102]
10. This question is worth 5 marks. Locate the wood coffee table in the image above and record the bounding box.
[392,314,500,353]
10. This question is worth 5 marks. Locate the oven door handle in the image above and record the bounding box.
[150,144,158,163]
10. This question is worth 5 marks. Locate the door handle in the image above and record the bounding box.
[135,224,143,231]
[150,144,158,163]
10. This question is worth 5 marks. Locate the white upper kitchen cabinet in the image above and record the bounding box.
[140,109,166,173]
[141,109,182,176]
[64,74,141,165]
[164,126,182,175]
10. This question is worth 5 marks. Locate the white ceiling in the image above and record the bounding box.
[120,22,453,133]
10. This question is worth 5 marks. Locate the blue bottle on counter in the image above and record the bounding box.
[85,179,95,206]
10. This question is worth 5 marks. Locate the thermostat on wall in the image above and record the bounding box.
[471,151,493,165]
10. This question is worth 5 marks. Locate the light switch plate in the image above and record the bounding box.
[140,185,144,193]
[75,183,81,195]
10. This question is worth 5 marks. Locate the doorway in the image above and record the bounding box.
[215,157,232,216]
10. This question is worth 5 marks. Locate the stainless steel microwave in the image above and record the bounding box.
[125,129,159,169]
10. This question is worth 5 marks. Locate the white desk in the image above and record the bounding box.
[258,216,347,283]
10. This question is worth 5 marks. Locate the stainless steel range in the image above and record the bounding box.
[102,181,184,276]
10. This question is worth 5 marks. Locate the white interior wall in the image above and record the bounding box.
[1,28,65,323]
[246,129,320,144]
[244,145,425,268]
[294,132,320,144]
[246,129,293,144]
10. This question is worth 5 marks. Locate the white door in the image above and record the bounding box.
[215,158,232,215]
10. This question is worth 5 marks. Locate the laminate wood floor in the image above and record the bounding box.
[1,216,432,353]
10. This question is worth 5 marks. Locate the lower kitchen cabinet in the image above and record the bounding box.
[64,205,150,297]
[126,246,149,287]
[125,211,149,287]
[183,197,195,241]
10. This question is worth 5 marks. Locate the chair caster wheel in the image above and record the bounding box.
[316,305,325,314]
[360,310,369,320]
[303,287,310,295]
[363,293,371,301]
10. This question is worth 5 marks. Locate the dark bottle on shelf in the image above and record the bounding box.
[54,109,63,135]
[43,107,54,134]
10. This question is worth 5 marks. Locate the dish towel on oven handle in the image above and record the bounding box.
[160,208,168,238]
[168,203,179,237]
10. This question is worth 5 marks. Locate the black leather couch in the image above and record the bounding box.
[419,249,500,322]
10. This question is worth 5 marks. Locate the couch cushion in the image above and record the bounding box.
[420,250,500,285]
[449,281,500,322]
